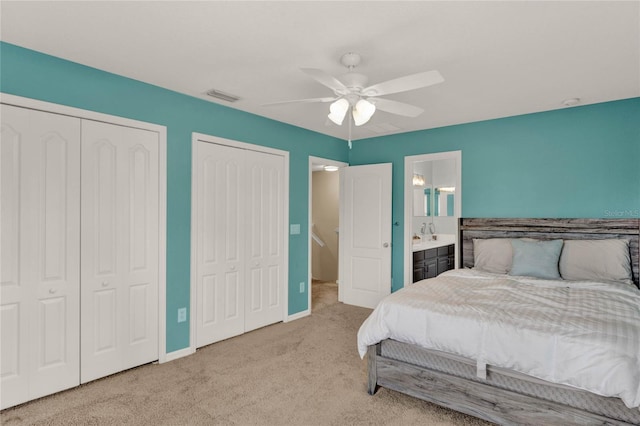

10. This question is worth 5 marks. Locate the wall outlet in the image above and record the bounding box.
[299,282,305,293]
[177,307,187,323]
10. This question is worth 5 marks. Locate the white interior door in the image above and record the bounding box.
[194,141,285,347]
[244,150,284,332]
[81,120,159,383]
[195,142,245,347]
[339,163,392,309]
[1,105,81,409]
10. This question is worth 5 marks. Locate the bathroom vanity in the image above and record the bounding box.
[412,239,455,283]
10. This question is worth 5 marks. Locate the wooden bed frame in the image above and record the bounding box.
[367,218,640,425]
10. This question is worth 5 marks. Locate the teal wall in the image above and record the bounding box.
[349,98,640,291]
[0,42,349,352]
[3,42,638,350]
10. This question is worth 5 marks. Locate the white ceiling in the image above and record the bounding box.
[2,1,639,141]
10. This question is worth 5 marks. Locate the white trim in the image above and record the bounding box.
[192,132,290,157]
[403,150,462,288]
[156,124,168,363]
[0,93,166,133]
[308,156,348,314]
[190,137,199,356]
[286,309,310,322]
[190,132,290,353]
[1,92,169,364]
[163,347,196,363]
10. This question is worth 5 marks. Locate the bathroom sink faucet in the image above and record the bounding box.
[420,222,436,240]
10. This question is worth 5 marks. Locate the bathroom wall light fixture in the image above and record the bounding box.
[412,174,425,186]
[437,186,456,192]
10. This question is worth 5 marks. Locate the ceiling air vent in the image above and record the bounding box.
[206,89,241,103]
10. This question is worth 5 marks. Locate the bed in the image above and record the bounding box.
[359,218,640,425]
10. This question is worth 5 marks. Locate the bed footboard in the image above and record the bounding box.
[366,342,635,426]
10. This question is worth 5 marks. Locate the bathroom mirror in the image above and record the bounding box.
[412,158,456,217]
[404,151,461,287]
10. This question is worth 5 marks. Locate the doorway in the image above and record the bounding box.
[404,151,461,287]
[308,156,347,313]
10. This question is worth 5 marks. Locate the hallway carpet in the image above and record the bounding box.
[311,279,338,312]
[1,283,489,426]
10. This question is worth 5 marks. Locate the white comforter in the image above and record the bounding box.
[357,269,640,409]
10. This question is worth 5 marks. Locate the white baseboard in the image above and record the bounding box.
[286,309,310,322]
[162,346,195,363]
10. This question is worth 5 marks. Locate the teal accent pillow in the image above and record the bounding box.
[509,239,564,279]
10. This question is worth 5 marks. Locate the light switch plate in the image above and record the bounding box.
[290,224,300,235]
[177,307,187,323]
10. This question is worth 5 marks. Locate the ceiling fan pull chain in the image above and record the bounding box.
[348,113,353,149]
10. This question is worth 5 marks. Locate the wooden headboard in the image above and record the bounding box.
[459,218,640,287]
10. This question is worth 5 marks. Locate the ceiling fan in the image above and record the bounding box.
[264,52,444,129]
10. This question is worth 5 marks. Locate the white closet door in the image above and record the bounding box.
[195,142,245,347]
[244,150,284,332]
[1,105,81,409]
[80,120,159,383]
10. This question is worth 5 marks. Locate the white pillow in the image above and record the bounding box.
[559,239,632,284]
[473,238,513,274]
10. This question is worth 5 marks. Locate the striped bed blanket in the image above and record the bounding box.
[357,268,640,409]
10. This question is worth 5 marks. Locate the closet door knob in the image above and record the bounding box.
[383,243,389,248]
[102,281,109,287]
[230,266,236,271]
[49,288,57,294]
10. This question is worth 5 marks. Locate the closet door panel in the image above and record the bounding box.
[0,114,25,408]
[1,105,80,408]
[1,121,20,289]
[244,151,283,332]
[122,127,158,368]
[81,122,122,382]
[195,142,244,347]
[81,121,158,383]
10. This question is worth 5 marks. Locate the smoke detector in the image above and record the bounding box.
[562,98,580,107]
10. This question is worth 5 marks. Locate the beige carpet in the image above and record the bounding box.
[1,282,490,425]
[311,279,339,312]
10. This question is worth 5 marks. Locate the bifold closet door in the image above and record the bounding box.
[1,105,81,409]
[80,120,159,383]
[195,142,284,348]
[195,142,245,347]
[244,150,284,332]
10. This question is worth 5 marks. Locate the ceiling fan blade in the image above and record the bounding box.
[363,70,444,97]
[300,68,348,94]
[262,96,337,107]
[369,97,424,117]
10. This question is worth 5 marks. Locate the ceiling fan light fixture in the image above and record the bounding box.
[328,98,349,125]
[352,98,376,126]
